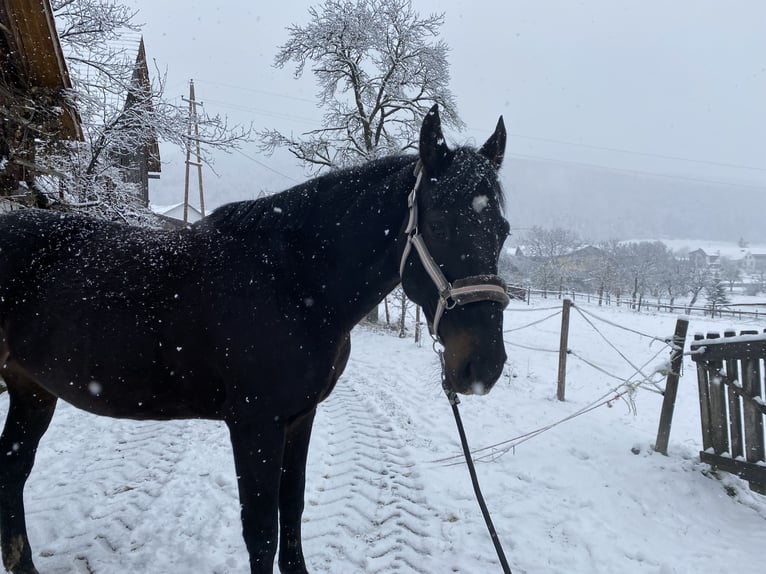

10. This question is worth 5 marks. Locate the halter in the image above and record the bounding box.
[399,161,511,343]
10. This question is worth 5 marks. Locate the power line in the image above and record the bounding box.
[505,151,766,191]
[464,126,766,173]
[199,97,322,127]
[194,78,317,105]
[511,132,766,173]
[233,148,301,184]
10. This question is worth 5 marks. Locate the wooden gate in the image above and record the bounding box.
[691,330,766,494]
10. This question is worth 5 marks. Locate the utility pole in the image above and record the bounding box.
[182,79,206,225]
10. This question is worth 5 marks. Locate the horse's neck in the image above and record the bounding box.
[306,162,412,329]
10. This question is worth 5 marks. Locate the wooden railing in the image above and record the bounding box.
[690,330,766,494]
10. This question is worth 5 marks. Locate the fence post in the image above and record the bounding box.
[556,298,572,401]
[654,316,690,455]
[414,305,422,346]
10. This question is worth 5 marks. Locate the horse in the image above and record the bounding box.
[0,105,510,574]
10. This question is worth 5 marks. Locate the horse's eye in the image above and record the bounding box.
[428,220,450,240]
[498,219,510,241]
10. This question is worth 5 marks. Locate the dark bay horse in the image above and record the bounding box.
[0,106,510,574]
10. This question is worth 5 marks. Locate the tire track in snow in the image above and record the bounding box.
[303,382,444,573]
[23,407,244,573]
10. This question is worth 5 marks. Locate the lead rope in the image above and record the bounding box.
[438,346,513,574]
[401,158,512,571]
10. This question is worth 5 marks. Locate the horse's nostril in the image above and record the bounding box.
[464,355,504,391]
[471,381,489,395]
[463,359,490,395]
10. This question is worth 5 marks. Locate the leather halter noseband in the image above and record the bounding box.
[399,162,510,342]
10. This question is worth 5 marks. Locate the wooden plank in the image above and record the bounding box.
[740,358,765,464]
[727,361,745,459]
[691,337,766,362]
[723,330,743,459]
[700,451,766,494]
[720,375,766,415]
[654,317,689,454]
[696,363,713,451]
[704,333,729,455]
[693,333,713,451]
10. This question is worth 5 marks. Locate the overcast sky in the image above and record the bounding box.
[125,0,766,238]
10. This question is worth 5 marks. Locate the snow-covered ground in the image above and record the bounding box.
[2,300,765,573]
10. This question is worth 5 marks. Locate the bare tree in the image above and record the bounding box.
[523,226,581,296]
[684,259,711,313]
[259,0,463,172]
[591,240,621,305]
[718,256,741,293]
[658,256,691,311]
[524,226,581,259]
[615,241,670,311]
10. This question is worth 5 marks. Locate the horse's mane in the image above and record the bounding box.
[199,154,416,237]
[198,146,505,237]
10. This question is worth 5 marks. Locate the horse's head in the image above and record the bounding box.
[400,105,510,396]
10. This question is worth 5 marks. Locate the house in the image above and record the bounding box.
[0,0,82,200]
[688,248,714,269]
[152,202,204,228]
[112,37,161,207]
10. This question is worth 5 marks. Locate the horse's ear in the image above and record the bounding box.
[479,116,507,170]
[419,104,451,176]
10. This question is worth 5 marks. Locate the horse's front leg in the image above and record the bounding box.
[226,414,286,574]
[0,370,57,574]
[278,408,316,574]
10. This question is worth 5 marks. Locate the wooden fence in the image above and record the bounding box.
[509,284,766,320]
[690,330,766,494]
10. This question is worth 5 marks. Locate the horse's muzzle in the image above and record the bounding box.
[441,326,507,395]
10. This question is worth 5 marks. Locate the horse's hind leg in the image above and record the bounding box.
[0,367,57,574]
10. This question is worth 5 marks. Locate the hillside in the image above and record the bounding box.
[505,158,766,244]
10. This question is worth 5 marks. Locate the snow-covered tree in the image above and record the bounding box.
[591,240,621,304]
[684,258,711,313]
[522,226,582,296]
[705,272,730,315]
[524,226,581,259]
[261,0,462,323]
[658,256,692,311]
[614,241,671,310]
[47,0,251,222]
[259,0,463,172]
[718,256,741,293]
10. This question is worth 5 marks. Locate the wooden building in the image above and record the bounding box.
[113,37,161,206]
[0,0,82,199]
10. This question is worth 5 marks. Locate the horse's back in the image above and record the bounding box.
[0,209,226,418]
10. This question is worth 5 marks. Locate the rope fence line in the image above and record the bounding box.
[575,305,674,345]
[432,298,682,466]
[572,304,670,388]
[569,347,668,396]
[504,340,559,354]
[433,358,671,467]
[433,379,654,467]
[506,304,564,313]
[503,309,561,334]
